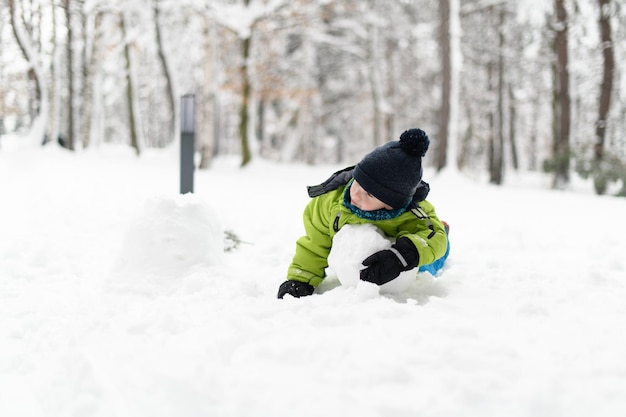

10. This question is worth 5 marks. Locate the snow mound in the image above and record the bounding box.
[327,224,416,294]
[108,194,223,294]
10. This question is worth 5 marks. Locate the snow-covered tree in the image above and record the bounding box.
[2,0,626,196]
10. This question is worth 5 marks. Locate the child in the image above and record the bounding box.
[277,128,450,298]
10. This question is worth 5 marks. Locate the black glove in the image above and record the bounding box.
[277,280,315,299]
[360,237,419,285]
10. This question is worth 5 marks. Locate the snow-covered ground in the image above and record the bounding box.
[1,137,626,417]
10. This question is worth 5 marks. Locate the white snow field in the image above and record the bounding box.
[1,139,626,417]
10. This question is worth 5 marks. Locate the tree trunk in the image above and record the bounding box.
[79,1,89,149]
[487,60,499,184]
[199,17,218,169]
[239,34,252,166]
[528,96,539,171]
[64,0,75,150]
[552,0,571,189]
[79,6,90,148]
[384,35,395,144]
[0,13,5,138]
[23,0,41,124]
[593,0,614,195]
[508,84,519,170]
[49,0,60,144]
[9,0,37,103]
[366,0,383,148]
[492,5,505,185]
[80,11,103,149]
[437,0,450,172]
[458,96,473,170]
[8,0,47,145]
[303,20,320,164]
[153,0,176,144]
[447,0,461,172]
[121,13,140,156]
[487,6,503,185]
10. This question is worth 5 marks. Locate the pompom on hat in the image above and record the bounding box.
[353,128,430,209]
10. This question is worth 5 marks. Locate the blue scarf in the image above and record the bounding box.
[343,182,407,221]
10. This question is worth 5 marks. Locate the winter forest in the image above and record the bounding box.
[1,0,625,195]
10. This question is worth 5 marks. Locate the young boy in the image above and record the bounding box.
[277,128,450,298]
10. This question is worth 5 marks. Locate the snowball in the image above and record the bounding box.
[327,224,416,294]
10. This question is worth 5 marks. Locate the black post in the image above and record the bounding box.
[180,94,195,194]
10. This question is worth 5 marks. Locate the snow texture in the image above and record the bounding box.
[327,224,418,295]
[2,136,626,417]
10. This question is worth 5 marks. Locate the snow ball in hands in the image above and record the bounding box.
[327,224,416,294]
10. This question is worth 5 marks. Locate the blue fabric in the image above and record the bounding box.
[418,239,450,275]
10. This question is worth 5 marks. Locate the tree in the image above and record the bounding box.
[80,8,104,149]
[552,0,571,189]
[437,0,450,172]
[63,0,75,150]
[0,10,5,139]
[153,0,176,143]
[592,0,615,195]
[198,16,219,169]
[438,0,464,173]
[48,0,60,144]
[508,84,519,171]
[120,11,141,155]
[8,0,48,144]
[488,4,505,185]
[2,0,625,182]
[205,0,290,167]
[239,22,252,167]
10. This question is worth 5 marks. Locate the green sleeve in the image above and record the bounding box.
[287,194,334,287]
[400,200,448,267]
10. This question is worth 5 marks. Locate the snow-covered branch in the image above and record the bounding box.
[204,0,290,39]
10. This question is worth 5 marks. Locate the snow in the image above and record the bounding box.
[205,0,290,40]
[328,224,417,295]
[515,0,552,27]
[2,137,626,417]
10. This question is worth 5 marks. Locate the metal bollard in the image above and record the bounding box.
[180,94,195,194]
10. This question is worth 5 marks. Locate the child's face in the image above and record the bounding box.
[349,180,393,211]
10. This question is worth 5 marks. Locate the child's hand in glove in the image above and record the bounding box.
[277,280,315,299]
[360,237,418,285]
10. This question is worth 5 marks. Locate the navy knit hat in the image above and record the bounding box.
[353,128,430,209]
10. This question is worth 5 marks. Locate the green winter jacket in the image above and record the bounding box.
[287,184,449,287]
